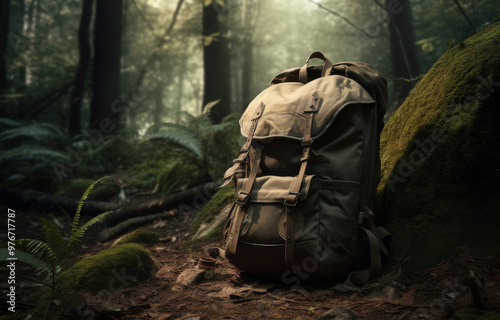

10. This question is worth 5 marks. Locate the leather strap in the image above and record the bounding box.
[226,147,262,255]
[220,102,265,189]
[347,227,382,285]
[299,51,334,84]
[283,93,321,263]
[347,207,391,286]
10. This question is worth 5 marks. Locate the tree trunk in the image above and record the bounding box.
[387,0,420,109]
[202,0,231,123]
[240,0,258,110]
[90,0,123,132]
[0,0,10,92]
[69,0,93,136]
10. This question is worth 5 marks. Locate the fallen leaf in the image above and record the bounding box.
[400,288,416,305]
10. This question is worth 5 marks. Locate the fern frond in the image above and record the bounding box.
[0,123,68,144]
[14,239,61,273]
[145,122,192,135]
[0,248,55,278]
[71,176,108,238]
[147,130,202,158]
[69,211,113,247]
[0,146,67,164]
[39,218,67,261]
[202,120,238,134]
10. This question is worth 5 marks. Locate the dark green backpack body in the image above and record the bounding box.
[221,52,390,285]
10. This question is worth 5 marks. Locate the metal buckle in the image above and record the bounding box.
[284,191,300,206]
[301,138,313,146]
[236,191,250,206]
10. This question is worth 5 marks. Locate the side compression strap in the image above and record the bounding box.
[220,102,265,189]
[226,147,262,255]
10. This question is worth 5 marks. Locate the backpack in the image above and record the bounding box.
[220,51,391,285]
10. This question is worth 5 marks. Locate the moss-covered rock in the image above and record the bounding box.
[188,184,235,246]
[56,243,153,295]
[112,228,159,246]
[376,22,500,275]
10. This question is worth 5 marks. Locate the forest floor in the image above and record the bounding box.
[81,210,500,320]
[3,204,500,320]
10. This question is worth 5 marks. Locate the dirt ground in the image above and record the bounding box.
[3,208,500,320]
[86,212,500,320]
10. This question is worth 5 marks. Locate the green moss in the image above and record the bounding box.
[128,159,173,189]
[112,228,159,246]
[376,22,500,276]
[55,243,153,295]
[157,160,209,194]
[190,184,234,235]
[187,185,235,248]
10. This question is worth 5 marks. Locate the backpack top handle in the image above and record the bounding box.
[299,51,334,84]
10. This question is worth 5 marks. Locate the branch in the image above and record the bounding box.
[128,0,185,94]
[306,0,373,39]
[131,0,158,38]
[22,81,75,119]
[453,0,476,33]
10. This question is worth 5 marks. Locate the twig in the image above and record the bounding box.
[453,0,476,33]
[306,0,374,39]
[131,0,158,37]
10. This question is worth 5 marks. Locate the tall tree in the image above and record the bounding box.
[0,0,10,92]
[69,0,93,136]
[90,0,123,132]
[387,0,420,108]
[202,0,231,123]
[240,0,259,109]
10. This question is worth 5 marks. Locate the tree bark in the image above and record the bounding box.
[0,0,10,92]
[69,0,93,136]
[202,0,231,123]
[387,0,420,109]
[90,0,123,132]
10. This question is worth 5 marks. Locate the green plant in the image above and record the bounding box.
[0,177,113,296]
[0,118,140,188]
[144,104,242,192]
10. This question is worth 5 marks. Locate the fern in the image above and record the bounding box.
[147,130,202,158]
[0,146,67,164]
[69,211,113,248]
[71,176,107,238]
[0,123,69,145]
[0,177,113,293]
[0,248,54,286]
[39,218,68,261]
[11,239,61,274]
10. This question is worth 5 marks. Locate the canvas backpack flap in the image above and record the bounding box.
[239,75,375,142]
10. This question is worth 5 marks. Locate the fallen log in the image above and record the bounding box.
[0,182,219,228]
